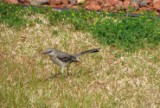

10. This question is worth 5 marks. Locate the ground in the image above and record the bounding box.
[0,14,160,107]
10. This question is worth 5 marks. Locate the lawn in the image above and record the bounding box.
[0,2,160,108]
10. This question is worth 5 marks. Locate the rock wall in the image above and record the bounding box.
[3,0,160,15]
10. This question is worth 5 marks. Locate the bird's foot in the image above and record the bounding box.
[67,72,73,76]
[49,73,60,78]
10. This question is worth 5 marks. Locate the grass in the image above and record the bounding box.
[93,13,160,51]
[0,2,160,108]
[1,2,160,52]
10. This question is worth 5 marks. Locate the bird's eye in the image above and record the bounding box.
[47,50,52,53]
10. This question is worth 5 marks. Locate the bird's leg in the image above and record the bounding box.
[67,66,69,75]
[61,66,64,75]
[50,73,59,78]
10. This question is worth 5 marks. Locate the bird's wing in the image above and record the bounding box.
[57,55,73,62]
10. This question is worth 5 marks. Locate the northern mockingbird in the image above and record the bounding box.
[43,48,100,75]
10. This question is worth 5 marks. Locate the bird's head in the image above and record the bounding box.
[43,48,55,56]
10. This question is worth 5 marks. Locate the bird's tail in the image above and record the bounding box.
[74,48,100,57]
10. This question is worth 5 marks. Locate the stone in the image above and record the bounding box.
[18,0,29,4]
[153,0,160,2]
[146,0,153,6]
[77,0,85,4]
[139,0,147,7]
[29,0,49,5]
[49,0,68,6]
[69,0,76,5]
[108,0,118,6]
[85,1,101,11]
[4,0,18,4]
[147,0,152,4]
[50,0,61,5]
[139,7,150,11]
[114,1,123,10]
[131,1,139,9]
[63,0,68,4]
[103,1,111,7]
[97,0,103,5]
[153,0,160,10]
[123,0,131,9]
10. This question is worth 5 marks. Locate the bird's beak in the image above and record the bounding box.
[43,51,47,54]
[43,50,52,54]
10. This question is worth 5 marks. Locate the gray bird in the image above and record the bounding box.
[43,48,100,75]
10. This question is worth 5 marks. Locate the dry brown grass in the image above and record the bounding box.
[0,14,160,108]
